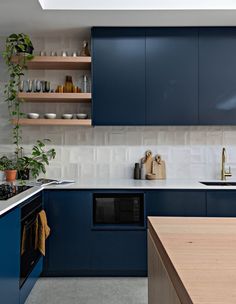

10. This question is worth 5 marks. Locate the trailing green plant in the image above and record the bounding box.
[2,34,56,181]
[18,139,56,179]
[2,33,34,163]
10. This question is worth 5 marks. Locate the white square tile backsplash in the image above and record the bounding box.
[0,36,236,181]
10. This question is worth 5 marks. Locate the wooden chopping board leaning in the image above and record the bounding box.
[141,150,166,180]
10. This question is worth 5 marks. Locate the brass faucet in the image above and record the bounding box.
[221,147,232,180]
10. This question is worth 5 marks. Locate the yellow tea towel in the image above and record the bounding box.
[35,210,50,256]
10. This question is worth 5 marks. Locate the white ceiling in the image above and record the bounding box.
[39,0,236,10]
[1,0,236,36]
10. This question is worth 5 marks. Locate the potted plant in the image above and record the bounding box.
[0,156,17,182]
[18,139,56,180]
[0,140,56,182]
[4,33,34,57]
[12,33,34,55]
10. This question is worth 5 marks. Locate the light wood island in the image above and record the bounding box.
[148,217,236,304]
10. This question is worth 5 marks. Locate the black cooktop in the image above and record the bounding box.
[0,184,31,200]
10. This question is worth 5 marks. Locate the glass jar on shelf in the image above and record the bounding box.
[80,75,91,93]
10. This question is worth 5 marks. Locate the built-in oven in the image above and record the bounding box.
[20,193,42,288]
[93,193,144,227]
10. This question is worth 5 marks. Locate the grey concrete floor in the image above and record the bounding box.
[25,277,148,304]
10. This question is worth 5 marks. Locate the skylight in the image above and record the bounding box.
[38,0,236,10]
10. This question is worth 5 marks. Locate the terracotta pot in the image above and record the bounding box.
[5,170,17,182]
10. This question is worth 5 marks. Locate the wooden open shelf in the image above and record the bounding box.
[18,92,91,103]
[11,56,91,70]
[12,119,92,126]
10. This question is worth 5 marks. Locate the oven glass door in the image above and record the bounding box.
[20,195,42,288]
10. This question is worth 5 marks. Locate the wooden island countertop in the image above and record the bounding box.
[148,217,236,304]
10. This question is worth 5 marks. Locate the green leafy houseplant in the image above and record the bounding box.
[18,140,56,179]
[2,33,34,163]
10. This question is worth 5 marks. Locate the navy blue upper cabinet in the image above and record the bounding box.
[0,208,20,304]
[92,28,146,125]
[92,27,236,126]
[199,28,236,124]
[146,28,198,125]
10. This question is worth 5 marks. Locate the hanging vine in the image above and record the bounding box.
[2,33,34,166]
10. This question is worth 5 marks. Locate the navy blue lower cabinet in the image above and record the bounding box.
[207,191,236,217]
[90,231,147,276]
[90,190,147,275]
[0,208,20,304]
[146,190,207,216]
[44,190,147,276]
[43,190,92,275]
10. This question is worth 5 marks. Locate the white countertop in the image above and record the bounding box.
[1,178,236,217]
[45,178,236,190]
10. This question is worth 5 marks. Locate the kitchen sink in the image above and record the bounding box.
[200,181,236,186]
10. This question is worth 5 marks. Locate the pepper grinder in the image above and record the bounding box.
[134,163,141,180]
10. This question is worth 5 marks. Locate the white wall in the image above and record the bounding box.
[0,35,236,181]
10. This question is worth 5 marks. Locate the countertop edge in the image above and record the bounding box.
[0,186,43,217]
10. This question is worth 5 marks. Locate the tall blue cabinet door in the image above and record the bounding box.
[146,28,198,125]
[43,191,92,275]
[0,208,20,304]
[199,28,236,124]
[92,27,146,125]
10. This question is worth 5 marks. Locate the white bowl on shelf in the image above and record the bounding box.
[76,113,87,119]
[27,113,40,119]
[44,113,57,119]
[62,114,73,119]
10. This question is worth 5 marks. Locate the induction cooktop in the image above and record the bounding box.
[0,184,31,200]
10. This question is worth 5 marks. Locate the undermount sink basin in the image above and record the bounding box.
[200,181,236,186]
